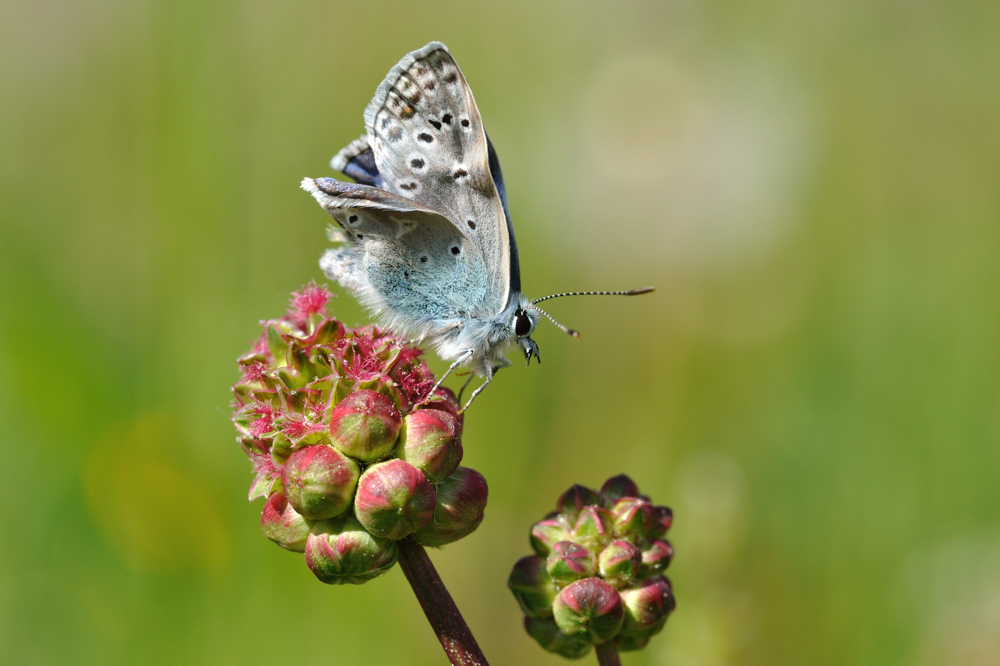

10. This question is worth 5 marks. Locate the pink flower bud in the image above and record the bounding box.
[354,459,435,539]
[396,409,463,482]
[612,497,653,538]
[553,577,624,644]
[573,505,615,547]
[620,576,675,633]
[508,555,559,619]
[414,467,488,547]
[598,539,641,583]
[556,484,602,522]
[417,387,463,436]
[305,514,398,585]
[260,492,310,552]
[640,539,674,575]
[281,445,360,520]
[647,505,673,539]
[523,617,593,659]
[600,474,640,504]
[529,515,570,556]
[546,541,597,582]
[328,389,401,462]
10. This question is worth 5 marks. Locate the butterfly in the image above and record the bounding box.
[302,42,651,411]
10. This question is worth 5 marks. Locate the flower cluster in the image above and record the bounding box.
[508,475,675,658]
[232,283,488,584]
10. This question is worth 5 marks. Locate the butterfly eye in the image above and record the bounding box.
[515,311,532,338]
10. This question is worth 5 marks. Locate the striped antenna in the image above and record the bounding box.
[528,305,580,338]
[532,287,654,305]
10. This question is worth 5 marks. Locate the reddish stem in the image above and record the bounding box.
[595,640,622,666]
[397,537,490,666]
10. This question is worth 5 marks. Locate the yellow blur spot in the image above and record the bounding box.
[83,414,230,573]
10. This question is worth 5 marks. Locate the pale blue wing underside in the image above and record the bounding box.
[302,177,489,329]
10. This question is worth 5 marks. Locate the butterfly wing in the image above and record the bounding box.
[361,42,515,317]
[331,128,522,301]
[302,176,489,333]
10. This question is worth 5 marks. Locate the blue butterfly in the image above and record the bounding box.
[303,42,651,410]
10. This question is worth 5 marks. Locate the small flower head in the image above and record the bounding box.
[552,577,624,644]
[289,280,332,325]
[354,459,437,539]
[508,555,559,619]
[305,514,398,585]
[280,445,360,520]
[414,467,488,547]
[232,283,488,584]
[508,473,675,657]
[396,409,463,482]
[328,389,402,462]
[260,492,310,552]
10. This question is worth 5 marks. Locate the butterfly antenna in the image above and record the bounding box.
[531,287,654,305]
[528,305,581,338]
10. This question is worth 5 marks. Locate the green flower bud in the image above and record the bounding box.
[530,515,571,557]
[639,539,673,576]
[413,467,488,547]
[281,445,360,519]
[328,389,402,462]
[647,505,673,539]
[305,514,398,584]
[611,497,652,539]
[260,491,310,552]
[523,616,593,659]
[354,459,436,539]
[573,505,614,549]
[553,577,625,644]
[600,474,640,504]
[396,408,463,482]
[557,484,602,523]
[546,541,597,582]
[598,539,641,584]
[617,620,665,652]
[508,555,559,618]
[621,576,675,634]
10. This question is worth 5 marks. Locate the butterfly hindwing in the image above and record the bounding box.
[303,177,490,329]
[361,42,512,317]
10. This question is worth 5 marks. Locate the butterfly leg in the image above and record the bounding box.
[459,369,494,413]
[460,359,509,413]
[418,349,474,406]
[457,373,476,402]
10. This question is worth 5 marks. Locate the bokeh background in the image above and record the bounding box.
[3,1,1000,664]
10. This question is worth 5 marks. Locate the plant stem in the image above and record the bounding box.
[397,537,489,666]
[595,640,622,666]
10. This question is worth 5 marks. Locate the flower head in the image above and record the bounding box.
[508,474,675,657]
[232,283,487,585]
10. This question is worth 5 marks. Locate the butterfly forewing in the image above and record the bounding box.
[362,42,512,318]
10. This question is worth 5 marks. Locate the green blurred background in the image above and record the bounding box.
[3,1,999,664]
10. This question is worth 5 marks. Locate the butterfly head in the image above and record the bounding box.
[511,299,542,367]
